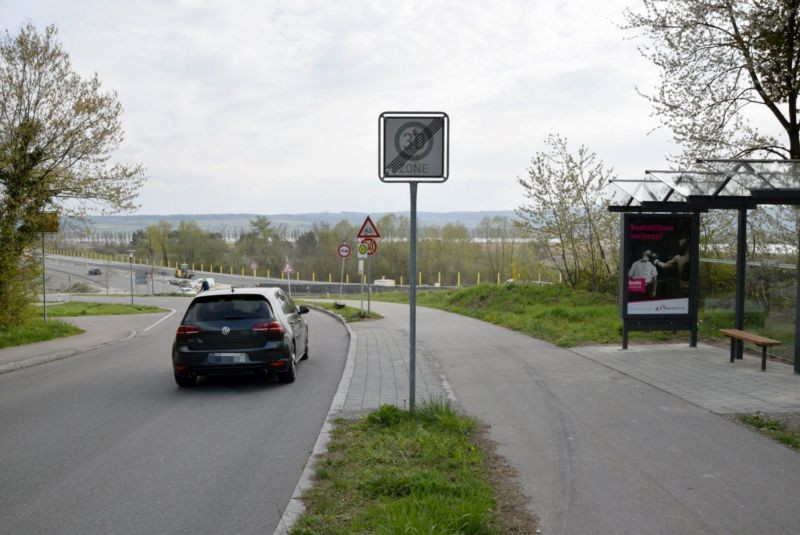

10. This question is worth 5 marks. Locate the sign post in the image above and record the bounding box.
[379,112,449,410]
[282,258,294,297]
[357,242,369,316]
[337,243,351,298]
[358,217,381,316]
[32,212,59,321]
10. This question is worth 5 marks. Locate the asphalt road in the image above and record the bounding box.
[0,296,348,534]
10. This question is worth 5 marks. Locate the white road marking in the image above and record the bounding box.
[143,308,177,332]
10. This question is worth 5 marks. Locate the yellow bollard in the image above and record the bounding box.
[419,272,422,285]
[241,267,244,276]
[477,273,481,284]
[312,273,316,282]
[267,269,270,278]
[457,272,461,287]
[559,272,563,284]
[538,272,542,283]
[497,272,500,285]
[346,274,349,284]
[328,273,332,283]
[296,272,299,281]
[210,264,213,273]
[438,272,441,286]
[400,275,403,285]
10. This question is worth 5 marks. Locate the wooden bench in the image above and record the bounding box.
[719,329,781,371]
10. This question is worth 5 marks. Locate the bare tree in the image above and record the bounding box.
[516,135,617,290]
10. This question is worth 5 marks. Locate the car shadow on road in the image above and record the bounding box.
[173,372,288,393]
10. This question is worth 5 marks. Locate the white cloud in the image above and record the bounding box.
[2,0,676,214]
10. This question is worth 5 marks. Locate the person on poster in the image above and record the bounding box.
[628,249,658,298]
[653,237,690,290]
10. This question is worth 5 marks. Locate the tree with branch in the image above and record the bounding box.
[0,23,145,327]
[623,0,800,160]
[516,135,617,290]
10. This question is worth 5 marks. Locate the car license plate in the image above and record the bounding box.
[208,352,247,364]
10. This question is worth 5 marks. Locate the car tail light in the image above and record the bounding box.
[176,324,200,337]
[251,321,284,334]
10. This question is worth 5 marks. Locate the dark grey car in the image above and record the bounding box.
[172,287,309,387]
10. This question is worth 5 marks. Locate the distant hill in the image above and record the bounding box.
[79,211,518,234]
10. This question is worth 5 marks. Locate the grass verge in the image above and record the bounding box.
[0,319,84,349]
[299,300,382,322]
[736,413,800,450]
[370,284,789,347]
[293,400,536,534]
[32,302,166,317]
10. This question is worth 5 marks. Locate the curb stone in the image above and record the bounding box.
[273,305,356,535]
[0,329,136,375]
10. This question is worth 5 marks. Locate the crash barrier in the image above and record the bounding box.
[719,328,782,371]
[47,250,564,287]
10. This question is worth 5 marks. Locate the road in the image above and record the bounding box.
[43,255,401,297]
[0,296,348,534]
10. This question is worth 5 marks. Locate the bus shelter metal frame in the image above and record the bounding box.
[608,160,800,374]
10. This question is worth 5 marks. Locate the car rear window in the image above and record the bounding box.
[185,295,273,322]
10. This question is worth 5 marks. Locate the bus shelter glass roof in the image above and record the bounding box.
[608,160,800,206]
[608,177,685,204]
[699,160,800,190]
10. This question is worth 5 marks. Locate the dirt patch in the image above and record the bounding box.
[474,421,541,534]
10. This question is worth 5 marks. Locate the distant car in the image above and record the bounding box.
[88,268,102,275]
[373,278,396,287]
[172,287,310,387]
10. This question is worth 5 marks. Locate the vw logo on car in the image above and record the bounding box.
[221,326,230,335]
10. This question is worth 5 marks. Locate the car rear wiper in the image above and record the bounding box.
[223,315,250,320]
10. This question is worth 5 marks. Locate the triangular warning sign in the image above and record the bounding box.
[357,215,381,239]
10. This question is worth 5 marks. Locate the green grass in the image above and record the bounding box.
[372,284,623,346]
[32,302,166,317]
[0,301,165,349]
[737,414,800,449]
[293,400,513,534]
[299,300,382,322]
[0,319,84,349]
[370,283,795,348]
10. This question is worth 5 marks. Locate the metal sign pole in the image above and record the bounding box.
[368,255,372,315]
[409,182,417,411]
[42,234,47,322]
[339,257,345,298]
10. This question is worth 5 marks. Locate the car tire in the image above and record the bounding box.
[278,348,297,384]
[175,373,197,388]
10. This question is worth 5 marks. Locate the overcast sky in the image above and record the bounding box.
[1,0,678,215]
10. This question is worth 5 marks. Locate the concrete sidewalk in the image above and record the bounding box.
[333,300,800,417]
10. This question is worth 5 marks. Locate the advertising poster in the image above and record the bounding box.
[623,214,693,316]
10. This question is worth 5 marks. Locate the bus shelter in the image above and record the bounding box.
[608,160,800,375]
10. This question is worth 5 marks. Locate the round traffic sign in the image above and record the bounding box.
[250,260,258,270]
[357,243,369,258]
[337,243,351,258]
[394,121,435,161]
[361,238,377,255]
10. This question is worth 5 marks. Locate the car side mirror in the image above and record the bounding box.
[298,305,310,314]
